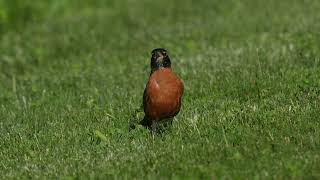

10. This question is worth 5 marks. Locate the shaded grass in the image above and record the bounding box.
[0,0,320,179]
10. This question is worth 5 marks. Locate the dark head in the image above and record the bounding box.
[150,48,171,73]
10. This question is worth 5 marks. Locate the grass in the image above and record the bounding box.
[0,0,320,179]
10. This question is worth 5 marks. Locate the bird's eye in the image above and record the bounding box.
[152,53,157,59]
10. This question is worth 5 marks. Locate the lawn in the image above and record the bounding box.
[0,0,320,179]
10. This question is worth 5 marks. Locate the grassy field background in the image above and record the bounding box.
[0,0,320,179]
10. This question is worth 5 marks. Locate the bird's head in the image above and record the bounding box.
[150,48,171,73]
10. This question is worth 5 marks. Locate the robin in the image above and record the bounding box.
[141,48,184,132]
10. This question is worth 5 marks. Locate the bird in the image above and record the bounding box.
[141,48,184,133]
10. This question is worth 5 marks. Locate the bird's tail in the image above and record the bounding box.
[139,116,151,128]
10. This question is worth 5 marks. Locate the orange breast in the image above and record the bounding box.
[143,68,184,121]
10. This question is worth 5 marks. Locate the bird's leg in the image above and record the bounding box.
[151,120,157,137]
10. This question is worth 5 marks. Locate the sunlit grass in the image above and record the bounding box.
[0,0,319,179]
